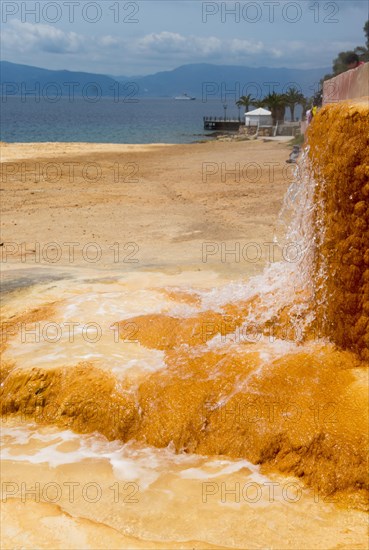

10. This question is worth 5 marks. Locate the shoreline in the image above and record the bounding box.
[0,141,178,163]
[0,136,295,161]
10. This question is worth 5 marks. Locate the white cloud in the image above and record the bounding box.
[228,39,265,55]
[135,31,280,61]
[98,35,122,48]
[1,20,84,54]
[1,21,340,73]
[137,32,189,53]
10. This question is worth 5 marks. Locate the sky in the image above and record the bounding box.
[1,0,368,75]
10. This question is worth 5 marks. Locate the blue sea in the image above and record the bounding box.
[1,97,242,144]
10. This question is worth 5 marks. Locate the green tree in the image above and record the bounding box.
[236,94,255,113]
[354,20,369,61]
[263,92,286,125]
[328,19,369,78]
[332,51,351,75]
[284,87,305,122]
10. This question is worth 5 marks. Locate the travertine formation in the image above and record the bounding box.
[307,101,369,360]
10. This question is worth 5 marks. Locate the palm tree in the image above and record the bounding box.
[300,96,309,119]
[251,99,266,109]
[284,87,305,122]
[236,94,255,113]
[263,92,286,125]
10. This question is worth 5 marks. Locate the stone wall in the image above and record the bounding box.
[323,63,369,104]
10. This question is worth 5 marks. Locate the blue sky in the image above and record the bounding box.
[1,1,367,75]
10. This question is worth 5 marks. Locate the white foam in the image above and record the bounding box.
[0,422,274,493]
[0,423,214,490]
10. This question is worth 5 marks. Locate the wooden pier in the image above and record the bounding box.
[204,116,301,136]
[203,117,244,131]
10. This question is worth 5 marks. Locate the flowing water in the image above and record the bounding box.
[1,101,368,548]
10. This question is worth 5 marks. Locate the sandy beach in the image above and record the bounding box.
[1,140,291,277]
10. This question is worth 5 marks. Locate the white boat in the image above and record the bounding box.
[174,93,196,100]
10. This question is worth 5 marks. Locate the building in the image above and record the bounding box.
[245,107,272,127]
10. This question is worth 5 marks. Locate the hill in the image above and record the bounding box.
[0,60,329,99]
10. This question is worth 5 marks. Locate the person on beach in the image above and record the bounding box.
[286,145,300,164]
[308,91,322,121]
[345,53,365,70]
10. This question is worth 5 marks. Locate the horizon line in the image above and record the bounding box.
[1,59,331,80]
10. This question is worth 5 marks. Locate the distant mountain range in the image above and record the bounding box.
[0,60,329,99]
[0,61,122,98]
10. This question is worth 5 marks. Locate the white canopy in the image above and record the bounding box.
[245,107,272,116]
[245,107,273,127]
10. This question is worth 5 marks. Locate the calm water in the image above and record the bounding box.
[0,96,241,144]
